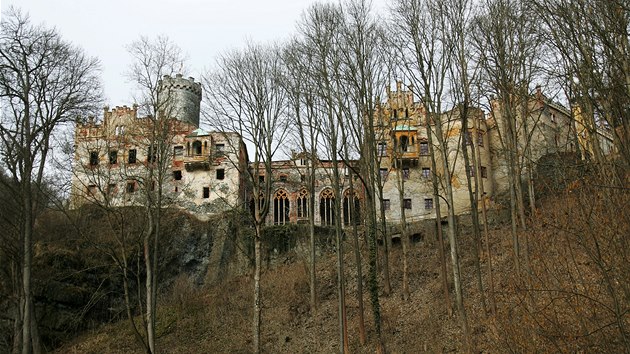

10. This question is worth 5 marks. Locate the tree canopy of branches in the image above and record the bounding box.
[0,7,101,354]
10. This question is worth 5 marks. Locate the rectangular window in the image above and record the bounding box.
[403,198,412,210]
[174,146,184,157]
[379,168,388,179]
[465,131,473,146]
[258,175,265,183]
[89,151,99,166]
[128,149,137,164]
[203,187,210,198]
[126,181,136,193]
[173,170,182,180]
[421,167,431,179]
[377,142,387,156]
[279,174,287,182]
[477,132,484,147]
[109,150,118,165]
[147,146,156,163]
[382,199,391,211]
[402,168,410,180]
[215,143,225,154]
[107,183,117,195]
[424,198,434,210]
[216,169,225,180]
[481,166,488,178]
[420,141,429,155]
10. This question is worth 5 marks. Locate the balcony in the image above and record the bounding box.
[184,154,211,171]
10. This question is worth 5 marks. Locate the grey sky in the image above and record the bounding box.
[1,0,386,108]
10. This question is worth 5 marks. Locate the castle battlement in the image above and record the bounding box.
[159,74,202,97]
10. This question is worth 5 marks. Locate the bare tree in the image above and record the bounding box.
[125,34,188,354]
[391,0,472,350]
[0,8,101,354]
[282,38,324,314]
[204,42,289,354]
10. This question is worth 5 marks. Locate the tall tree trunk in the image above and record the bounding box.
[144,209,155,354]
[348,176,367,344]
[253,223,262,354]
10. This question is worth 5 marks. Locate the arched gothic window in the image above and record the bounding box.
[320,188,335,226]
[297,189,309,219]
[343,189,361,226]
[273,189,290,225]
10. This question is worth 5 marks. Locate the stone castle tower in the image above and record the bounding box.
[158,74,202,126]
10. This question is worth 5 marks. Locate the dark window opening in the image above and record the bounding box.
[128,149,137,164]
[400,135,409,152]
[109,150,118,165]
[192,141,202,156]
[404,198,412,210]
[420,141,429,155]
[382,199,391,211]
[422,167,431,179]
[258,175,265,183]
[216,169,225,180]
[380,168,388,179]
[279,174,288,182]
[203,187,210,198]
[126,181,135,193]
[89,151,99,166]
[402,168,410,180]
[424,198,434,210]
[174,170,182,180]
[481,166,488,178]
[174,146,184,157]
[147,146,157,163]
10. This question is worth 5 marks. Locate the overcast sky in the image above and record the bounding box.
[1,0,386,108]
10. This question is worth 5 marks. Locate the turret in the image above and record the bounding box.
[158,74,202,127]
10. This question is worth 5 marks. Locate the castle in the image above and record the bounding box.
[71,76,606,226]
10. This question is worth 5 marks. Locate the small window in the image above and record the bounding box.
[173,170,182,180]
[377,142,387,156]
[481,166,488,179]
[174,146,184,157]
[382,199,391,211]
[465,131,473,146]
[109,150,118,165]
[279,174,287,182]
[424,198,433,210]
[402,168,410,180]
[216,169,225,180]
[258,175,265,183]
[215,143,225,152]
[421,167,431,179]
[379,168,388,179]
[107,183,117,195]
[147,146,157,163]
[192,141,202,155]
[128,149,137,164]
[203,187,210,198]
[89,151,99,166]
[420,142,429,155]
[403,198,412,210]
[126,181,136,193]
[477,132,484,147]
